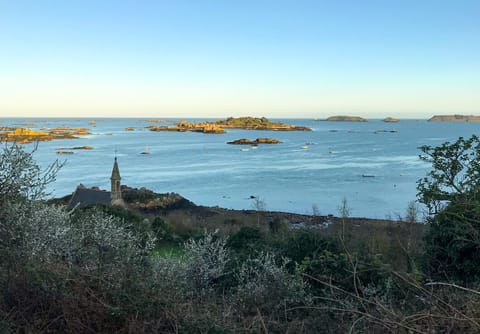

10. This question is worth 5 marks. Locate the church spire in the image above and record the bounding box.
[110,157,122,201]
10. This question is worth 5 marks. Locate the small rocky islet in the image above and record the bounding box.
[227,138,282,145]
[55,146,94,154]
[325,115,368,122]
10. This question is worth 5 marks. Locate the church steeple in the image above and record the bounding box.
[110,157,122,201]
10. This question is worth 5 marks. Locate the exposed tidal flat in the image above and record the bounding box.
[1,117,478,218]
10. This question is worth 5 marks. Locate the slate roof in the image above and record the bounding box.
[69,186,111,209]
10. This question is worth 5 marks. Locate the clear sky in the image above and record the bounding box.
[1,0,479,119]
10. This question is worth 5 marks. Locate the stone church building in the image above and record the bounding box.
[68,157,125,208]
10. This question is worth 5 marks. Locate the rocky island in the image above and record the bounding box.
[227,138,282,145]
[147,120,226,134]
[147,117,311,134]
[383,117,400,122]
[428,114,480,122]
[326,115,368,122]
[0,127,91,144]
[215,117,311,131]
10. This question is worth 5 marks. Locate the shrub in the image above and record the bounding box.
[232,252,309,315]
[183,231,229,297]
[418,135,480,284]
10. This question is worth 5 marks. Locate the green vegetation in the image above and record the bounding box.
[2,138,480,333]
[215,116,312,131]
[418,135,480,284]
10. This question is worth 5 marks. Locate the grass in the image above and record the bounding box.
[152,241,185,258]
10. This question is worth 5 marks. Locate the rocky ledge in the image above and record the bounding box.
[428,115,480,122]
[227,137,282,145]
[326,116,368,122]
[56,146,93,151]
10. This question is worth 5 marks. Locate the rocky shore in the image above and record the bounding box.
[52,185,402,229]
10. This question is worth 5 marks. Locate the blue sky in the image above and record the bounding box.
[1,0,479,118]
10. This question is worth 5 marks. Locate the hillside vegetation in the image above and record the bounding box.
[2,137,480,333]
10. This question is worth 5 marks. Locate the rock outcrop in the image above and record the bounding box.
[0,127,91,144]
[428,115,480,122]
[147,121,226,134]
[227,138,282,145]
[215,117,311,131]
[383,117,399,122]
[147,117,311,134]
[326,116,368,122]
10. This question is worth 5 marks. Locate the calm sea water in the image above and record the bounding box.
[1,117,478,218]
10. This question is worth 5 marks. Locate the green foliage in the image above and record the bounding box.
[281,230,338,265]
[151,216,174,242]
[97,203,144,223]
[418,135,480,284]
[423,201,480,284]
[215,116,277,128]
[418,135,480,214]
[227,226,265,252]
[121,186,158,203]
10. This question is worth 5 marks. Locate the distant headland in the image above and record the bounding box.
[428,115,480,122]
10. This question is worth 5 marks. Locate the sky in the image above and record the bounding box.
[0,0,479,119]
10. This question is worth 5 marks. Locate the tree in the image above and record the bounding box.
[337,197,351,219]
[0,143,63,204]
[417,135,480,283]
[251,196,266,226]
[338,197,351,239]
[405,200,420,224]
[417,135,480,215]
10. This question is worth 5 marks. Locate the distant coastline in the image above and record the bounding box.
[428,114,480,122]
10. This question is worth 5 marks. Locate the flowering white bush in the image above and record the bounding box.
[150,231,229,300]
[151,256,190,302]
[0,143,62,202]
[1,202,155,290]
[233,252,309,313]
[183,230,229,296]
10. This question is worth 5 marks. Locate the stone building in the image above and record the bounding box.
[69,157,125,208]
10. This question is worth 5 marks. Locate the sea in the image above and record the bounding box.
[1,117,478,219]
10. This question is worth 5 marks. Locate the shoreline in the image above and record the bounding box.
[52,186,416,225]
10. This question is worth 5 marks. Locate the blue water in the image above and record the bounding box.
[1,118,478,218]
